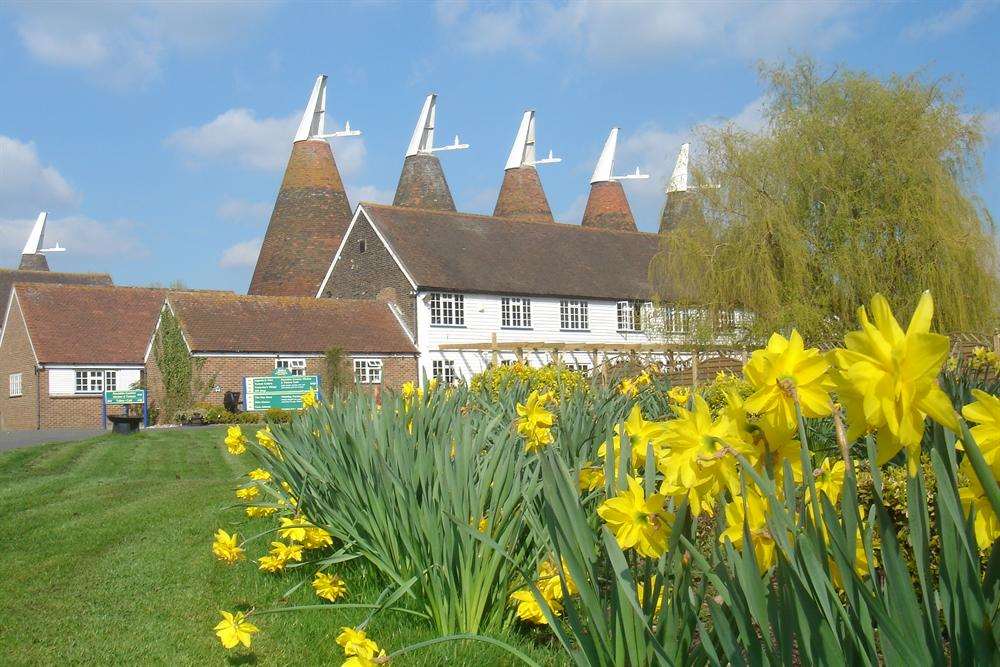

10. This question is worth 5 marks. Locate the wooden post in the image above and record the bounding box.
[490,332,499,367]
[691,349,700,386]
[514,347,524,364]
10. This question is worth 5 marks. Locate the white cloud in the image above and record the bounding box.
[166,109,367,175]
[219,237,262,269]
[0,215,144,260]
[903,0,998,41]
[437,1,863,62]
[346,184,393,205]
[0,135,80,218]
[217,197,271,224]
[978,110,1000,138]
[10,1,275,89]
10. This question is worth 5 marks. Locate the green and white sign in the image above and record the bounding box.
[244,375,319,411]
[104,389,146,405]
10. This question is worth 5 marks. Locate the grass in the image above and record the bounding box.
[0,427,566,666]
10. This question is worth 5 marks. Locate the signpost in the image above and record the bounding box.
[243,374,320,411]
[102,389,148,429]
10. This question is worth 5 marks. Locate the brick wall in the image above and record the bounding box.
[321,214,417,334]
[0,296,38,430]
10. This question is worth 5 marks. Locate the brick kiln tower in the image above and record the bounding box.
[393,94,467,211]
[249,75,361,297]
[581,128,649,232]
[18,212,65,271]
[493,110,560,224]
[658,142,706,234]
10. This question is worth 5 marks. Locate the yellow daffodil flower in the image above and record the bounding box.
[509,589,561,624]
[805,457,847,507]
[342,654,385,667]
[301,389,318,409]
[597,476,673,558]
[224,426,247,455]
[245,505,277,518]
[743,329,833,428]
[959,459,1000,550]
[247,468,271,482]
[211,529,244,565]
[598,405,670,470]
[313,571,348,602]
[667,385,690,405]
[515,390,556,453]
[336,627,379,659]
[278,516,309,542]
[214,610,258,649]
[658,395,753,516]
[578,464,605,492]
[268,540,304,563]
[256,426,281,458]
[235,485,259,501]
[962,389,1000,467]
[257,555,286,573]
[720,491,776,572]
[301,526,334,550]
[637,578,665,616]
[537,558,577,599]
[619,371,652,397]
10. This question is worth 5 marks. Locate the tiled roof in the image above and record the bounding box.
[581,181,638,231]
[12,283,165,365]
[249,139,353,297]
[493,166,554,224]
[1,269,113,328]
[359,203,662,301]
[393,153,456,211]
[167,292,416,354]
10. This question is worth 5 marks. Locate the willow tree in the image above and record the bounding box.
[651,57,999,343]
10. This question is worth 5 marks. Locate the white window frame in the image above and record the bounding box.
[74,370,116,395]
[716,309,737,332]
[275,358,307,376]
[9,373,22,398]
[432,359,457,384]
[559,300,589,331]
[664,306,692,334]
[353,358,383,384]
[429,292,465,327]
[501,297,532,329]
[617,300,644,332]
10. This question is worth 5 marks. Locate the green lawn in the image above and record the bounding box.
[0,427,565,665]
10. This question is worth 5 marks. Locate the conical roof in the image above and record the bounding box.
[249,76,356,297]
[19,212,51,271]
[18,253,49,271]
[494,166,553,223]
[581,180,637,231]
[393,153,456,211]
[658,143,700,234]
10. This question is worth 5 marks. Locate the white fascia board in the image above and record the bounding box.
[0,289,39,366]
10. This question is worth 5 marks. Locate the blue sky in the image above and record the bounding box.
[1,1,998,293]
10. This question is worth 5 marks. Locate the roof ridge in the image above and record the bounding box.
[359,202,659,238]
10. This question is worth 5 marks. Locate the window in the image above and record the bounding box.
[353,359,383,384]
[432,359,457,384]
[664,306,692,334]
[617,300,644,332]
[559,300,589,331]
[275,358,307,376]
[565,363,591,374]
[429,292,465,326]
[358,239,367,254]
[9,373,22,398]
[501,297,532,328]
[716,309,737,332]
[74,370,116,394]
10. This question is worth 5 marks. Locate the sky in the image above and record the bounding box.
[1,0,998,293]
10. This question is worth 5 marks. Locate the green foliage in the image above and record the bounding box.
[699,370,753,415]
[263,408,292,424]
[323,346,353,398]
[154,308,215,422]
[469,362,589,400]
[651,56,999,342]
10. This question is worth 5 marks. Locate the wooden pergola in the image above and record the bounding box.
[436,334,749,384]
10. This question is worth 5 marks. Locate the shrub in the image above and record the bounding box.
[469,362,589,400]
[263,408,292,424]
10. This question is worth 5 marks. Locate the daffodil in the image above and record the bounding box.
[235,485,259,501]
[960,459,1000,550]
[637,579,665,615]
[620,371,652,397]
[516,390,556,453]
[658,395,752,516]
[211,529,244,565]
[828,528,876,589]
[509,589,561,624]
[962,389,1000,467]
[744,329,833,428]
[578,464,605,492]
[537,558,577,599]
[257,555,286,573]
[279,516,309,542]
[301,526,334,549]
[720,491,776,572]
[247,468,271,482]
[828,291,959,475]
[751,413,804,485]
[245,505,277,518]
[224,426,247,455]
[667,385,690,405]
[805,457,847,508]
[313,571,348,602]
[214,610,258,649]
[342,654,385,667]
[336,627,379,659]
[256,426,281,458]
[597,476,673,558]
[598,404,670,470]
[301,389,319,409]
[268,540,304,563]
